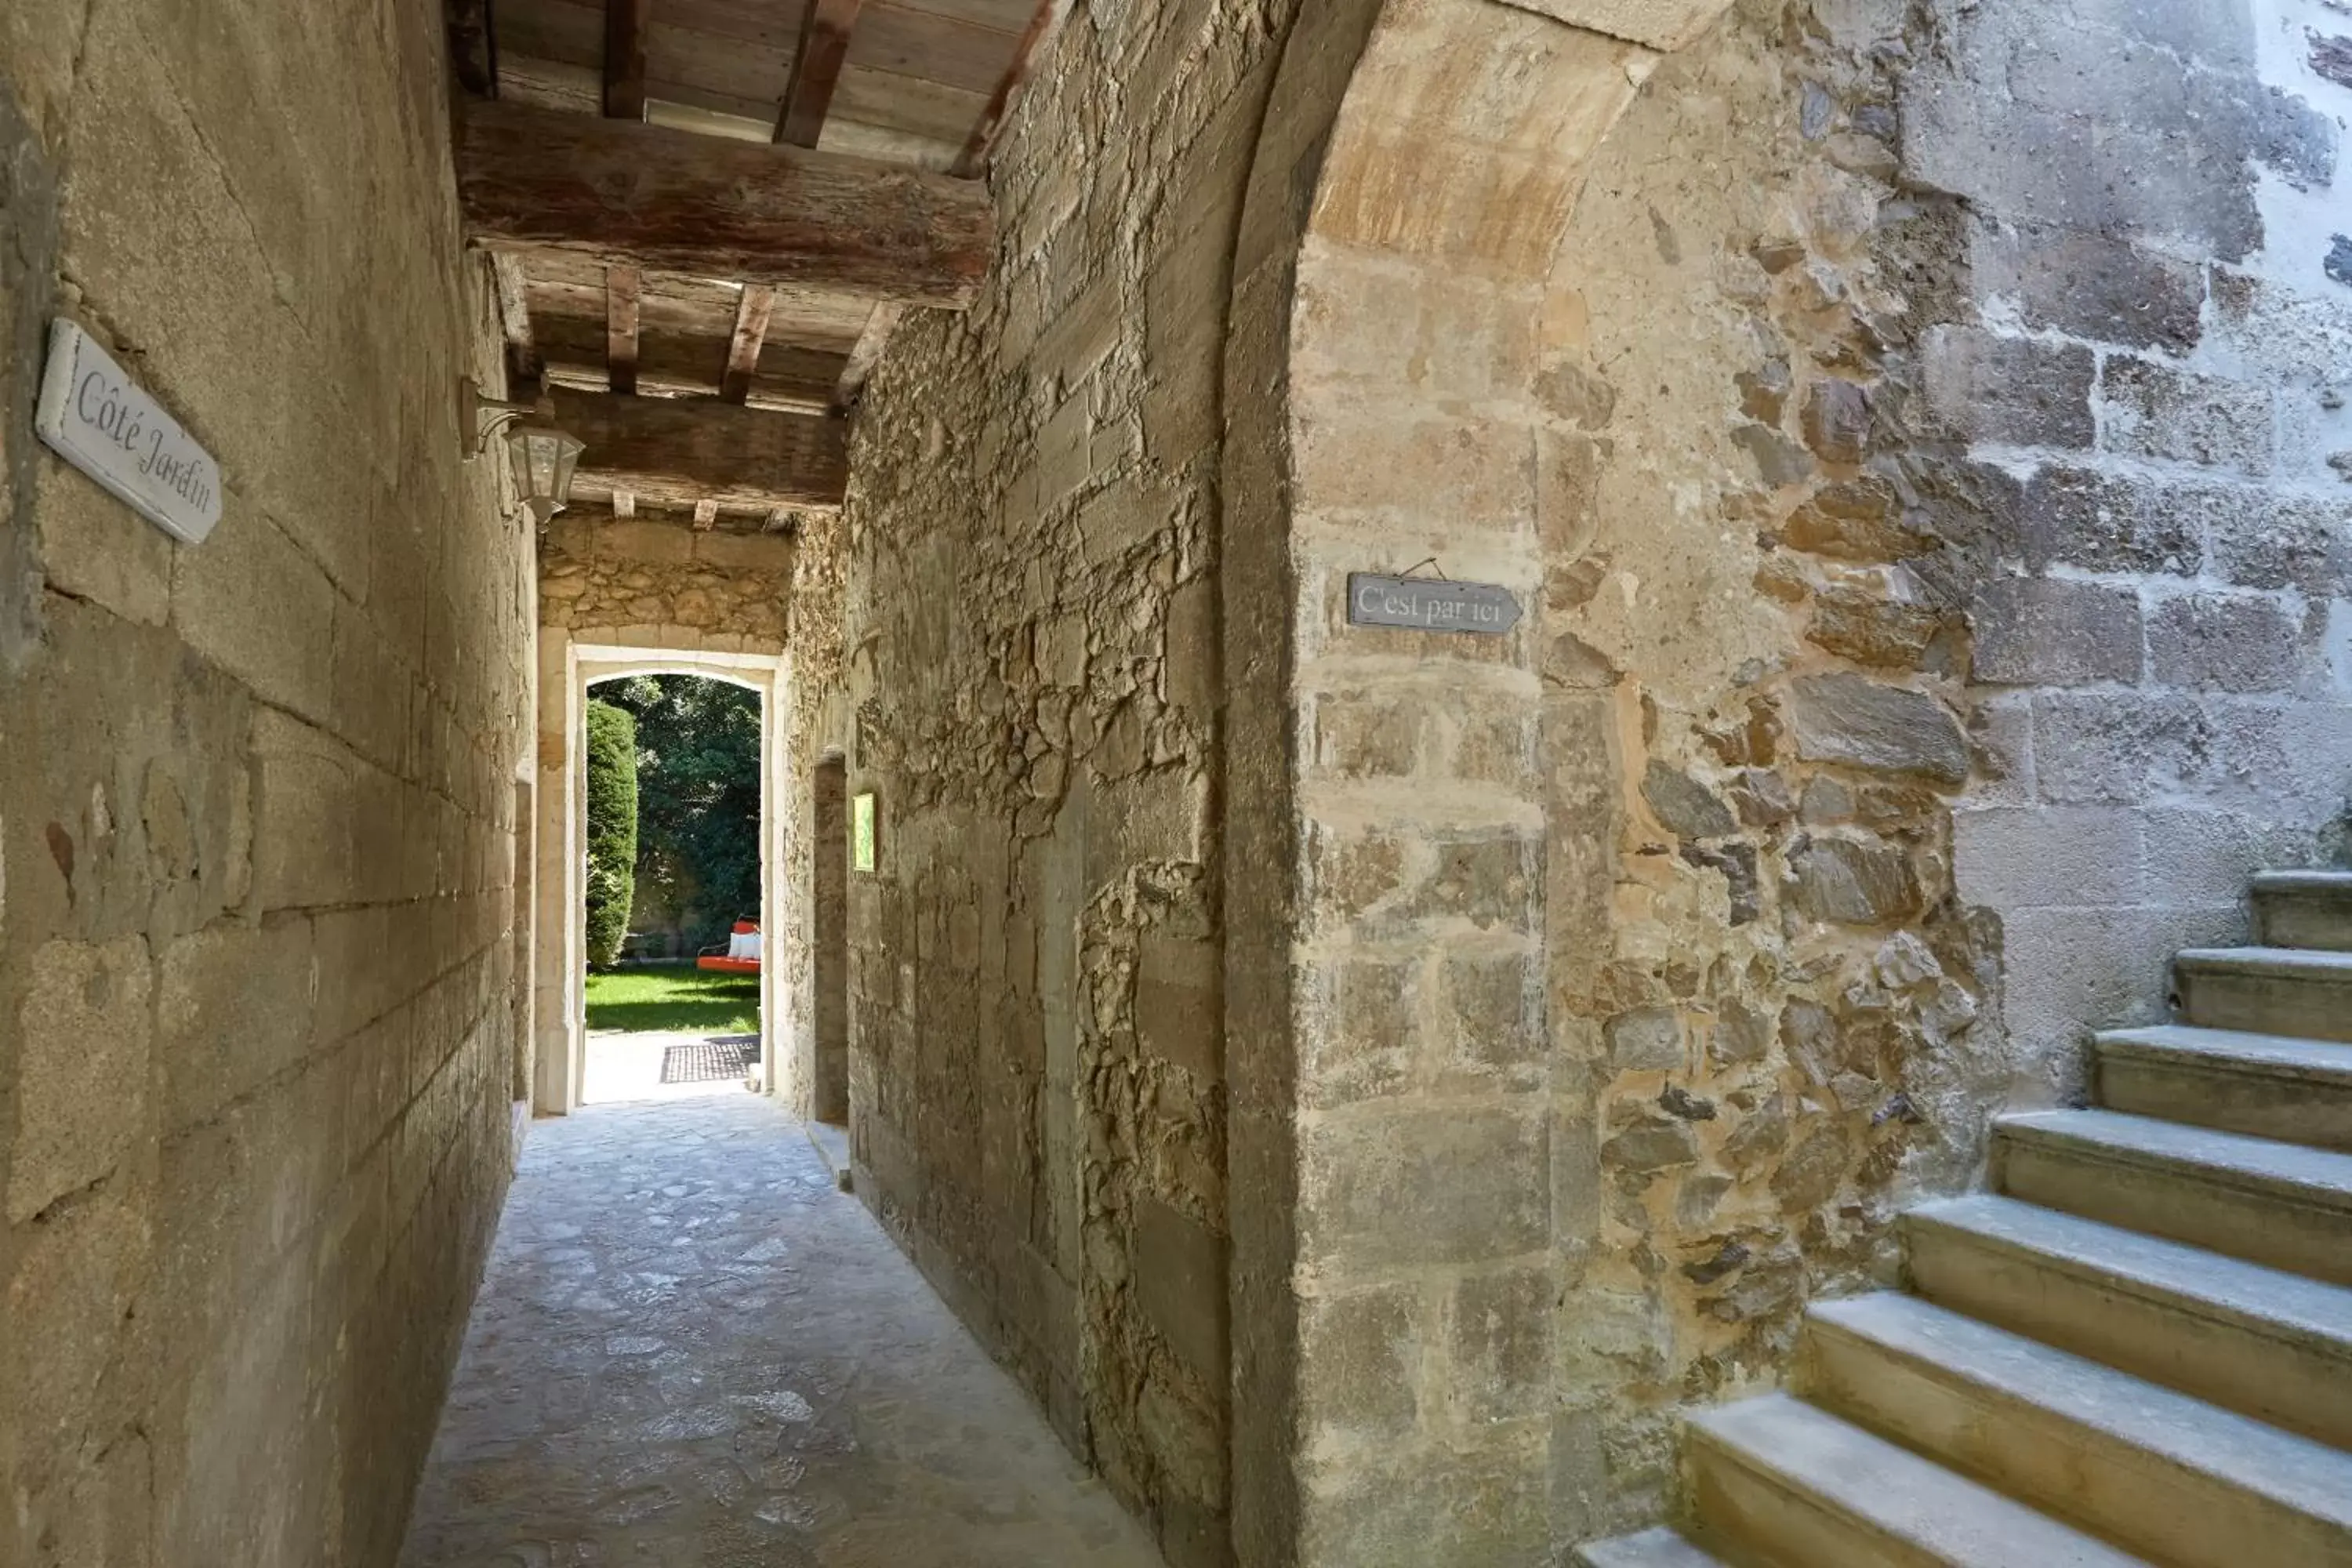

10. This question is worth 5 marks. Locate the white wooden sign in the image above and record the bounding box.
[34,318,222,545]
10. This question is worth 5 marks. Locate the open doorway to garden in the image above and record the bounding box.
[579,670,768,1104]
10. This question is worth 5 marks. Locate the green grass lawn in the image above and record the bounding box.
[584,963,760,1035]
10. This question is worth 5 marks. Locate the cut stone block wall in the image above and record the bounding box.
[0,6,533,1565]
[1270,2,1657,1554]
[1918,0,2352,1098]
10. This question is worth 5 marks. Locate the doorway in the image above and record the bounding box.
[579,671,766,1105]
[811,754,850,1126]
[535,638,789,1115]
[510,777,534,1109]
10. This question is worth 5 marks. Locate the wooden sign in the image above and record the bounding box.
[1347,572,1523,636]
[34,319,223,545]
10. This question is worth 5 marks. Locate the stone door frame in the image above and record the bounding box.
[534,626,796,1113]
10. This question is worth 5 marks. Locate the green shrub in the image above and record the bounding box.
[583,699,639,968]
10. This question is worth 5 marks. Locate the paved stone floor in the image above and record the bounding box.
[397,1096,1163,1567]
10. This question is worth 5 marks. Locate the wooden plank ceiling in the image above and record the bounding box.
[453,0,1060,532]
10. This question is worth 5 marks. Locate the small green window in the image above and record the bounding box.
[852,791,877,873]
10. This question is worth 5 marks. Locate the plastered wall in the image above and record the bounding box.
[0,4,533,1564]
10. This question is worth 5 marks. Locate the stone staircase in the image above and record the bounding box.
[1579,869,2352,1567]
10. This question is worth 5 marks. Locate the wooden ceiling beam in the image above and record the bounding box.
[549,385,850,510]
[952,0,1074,177]
[832,301,902,414]
[532,314,848,411]
[721,285,775,404]
[602,0,652,119]
[605,263,642,394]
[447,0,495,98]
[457,97,992,308]
[775,0,864,149]
[488,252,540,381]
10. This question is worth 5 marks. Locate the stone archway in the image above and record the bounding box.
[532,516,800,1114]
[534,630,793,1113]
[1221,0,1735,1559]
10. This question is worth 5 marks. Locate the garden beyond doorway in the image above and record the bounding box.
[581,672,767,1104]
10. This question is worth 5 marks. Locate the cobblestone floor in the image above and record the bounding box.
[397,1096,1163,1567]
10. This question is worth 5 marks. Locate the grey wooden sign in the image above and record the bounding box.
[1347,573,1523,636]
[34,318,223,545]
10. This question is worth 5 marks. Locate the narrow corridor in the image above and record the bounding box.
[396,1098,1163,1567]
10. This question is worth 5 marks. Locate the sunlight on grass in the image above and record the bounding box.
[585,963,760,1035]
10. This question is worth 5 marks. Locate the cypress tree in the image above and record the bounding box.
[583,699,639,967]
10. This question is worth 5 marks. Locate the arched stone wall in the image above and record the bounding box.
[1223,0,1733,1559]
[1234,0,2352,1556]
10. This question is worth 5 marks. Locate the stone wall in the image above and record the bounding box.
[536,516,795,648]
[1921,0,2352,1095]
[1535,0,2352,1545]
[825,0,1291,1559]
[809,756,850,1123]
[1252,0,2352,1558]
[823,0,2352,1561]
[1258,2,1726,1559]
[0,5,532,1565]
[1529,0,1997,1534]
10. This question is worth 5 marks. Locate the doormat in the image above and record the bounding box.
[661,1034,760,1084]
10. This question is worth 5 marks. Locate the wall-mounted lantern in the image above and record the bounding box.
[460,378,584,528]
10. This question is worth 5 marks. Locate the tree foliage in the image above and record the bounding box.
[583,699,640,967]
[603,674,760,951]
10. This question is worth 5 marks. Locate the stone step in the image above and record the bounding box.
[2096,1025,2352,1152]
[1802,1293,2352,1568]
[1686,1392,2147,1566]
[2253,869,2352,953]
[1573,1526,1731,1568]
[1904,1195,2352,1449]
[1994,1109,2352,1285]
[2172,946,2352,1042]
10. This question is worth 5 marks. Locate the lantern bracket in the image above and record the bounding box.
[459,377,549,458]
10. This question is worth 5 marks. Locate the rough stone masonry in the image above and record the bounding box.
[808,0,2352,1563]
[820,0,1267,1557]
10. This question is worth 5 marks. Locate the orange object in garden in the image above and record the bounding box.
[695,920,762,974]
